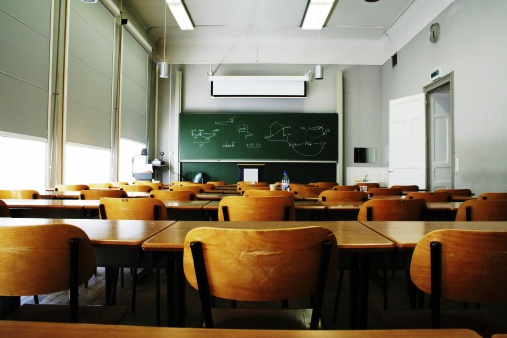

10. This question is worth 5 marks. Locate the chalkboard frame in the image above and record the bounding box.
[179,112,338,162]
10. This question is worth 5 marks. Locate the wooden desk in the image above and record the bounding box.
[0,321,482,338]
[361,221,507,250]
[0,218,175,316]
[143,220,394,328]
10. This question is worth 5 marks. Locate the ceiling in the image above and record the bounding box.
[118,0,452,65]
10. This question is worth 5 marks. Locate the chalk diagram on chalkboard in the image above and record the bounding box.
[302,125,331,138]
[289,141,327,157]
[191,129,219,147]
[265,121,291,142]
[237,124,254,139]
[215,116,235,125]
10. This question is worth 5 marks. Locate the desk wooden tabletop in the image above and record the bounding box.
[0,218,175,247]
[3,199,98,209]
[0,321,482,338]
[142,220,394,252]
[361,221,507,249]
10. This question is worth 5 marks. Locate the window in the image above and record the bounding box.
[64,143,111,184]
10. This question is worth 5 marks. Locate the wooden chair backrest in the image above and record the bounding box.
[170,185,204,194]
[54,184,89,192]
[291,186,329,198]
[357,199,427,221]
[455,200,507,221]
[309,182,338,188]
[79,189,127,200]
[119,184,153,192]
[435,188,472,197]
[0,223,95,296]
[406,191,452,202]
[410,229,507,303]
[110,182,129,187]
[98,197,167,220]
[239,186,270,194]
[478,192,507,200]
[183,226,338,301]
[318,190,368,203]
[333,185,359,191]
[390,185,419,192]
[236,182,269,191]
[354,182,380,191]
[150,190,197,201]
[0,200,11,217]
[218,196,295,221]
[0,189,41,199]
[88,183,113,189]
[243,189,295,199]
[368,187,403,197]
[207,181,227,187]
[137,182,163,190]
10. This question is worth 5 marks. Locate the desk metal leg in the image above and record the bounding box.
[359,253,370,329]
[166,252,176,327]
[348,253,359,329]
[105,267,119,305]
[175,252,186,327]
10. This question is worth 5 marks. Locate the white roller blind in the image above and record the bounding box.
[0,0,52,139]
[66,0,114,148]
[120,29,148,143]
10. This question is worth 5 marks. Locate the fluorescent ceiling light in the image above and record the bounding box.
[165,0,194,30]
[81,0,97,3]
[301,0,335,30]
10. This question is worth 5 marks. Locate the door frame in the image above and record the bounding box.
[423,72,455,189]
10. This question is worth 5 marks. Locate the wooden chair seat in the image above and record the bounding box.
[183,226,337,329]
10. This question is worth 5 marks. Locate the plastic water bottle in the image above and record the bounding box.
[281,171,290,191]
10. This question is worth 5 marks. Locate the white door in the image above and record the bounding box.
[389,93,426,189]
[428,92,452,190]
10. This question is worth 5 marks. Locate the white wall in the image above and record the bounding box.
[381,0,507,195]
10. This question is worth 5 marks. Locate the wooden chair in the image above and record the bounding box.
[390,185,419,192]
[332,185,359,191]
[98,197,168,313]
[79,189,127,200]
[236,182,269,191]
[110,182,129,187]
[309,182,338,189]
[54,184,89,191]
[410,229,507,331]
[368,187,403,197]
[352,198,426,314]
[170,185,204,194]
[218,196,295,221]
[318,190,368,202]
[183,226,338,329]
[0,223,126,324]
[136,181,163,190]
[354,182,380,191]
[207,181,227,187]
[0,189,41,199]
[243,189,295,199]
[150,190,197,201]
[435,188,473,197]
[119,184,153,193]
[477,192,507,200]
[0,199,11,217]
[291,186,329,199]
[88,183,113,189]
[406,191,452,202]
[455,199,507,221]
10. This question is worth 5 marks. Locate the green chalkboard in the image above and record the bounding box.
[179,113,338,161]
